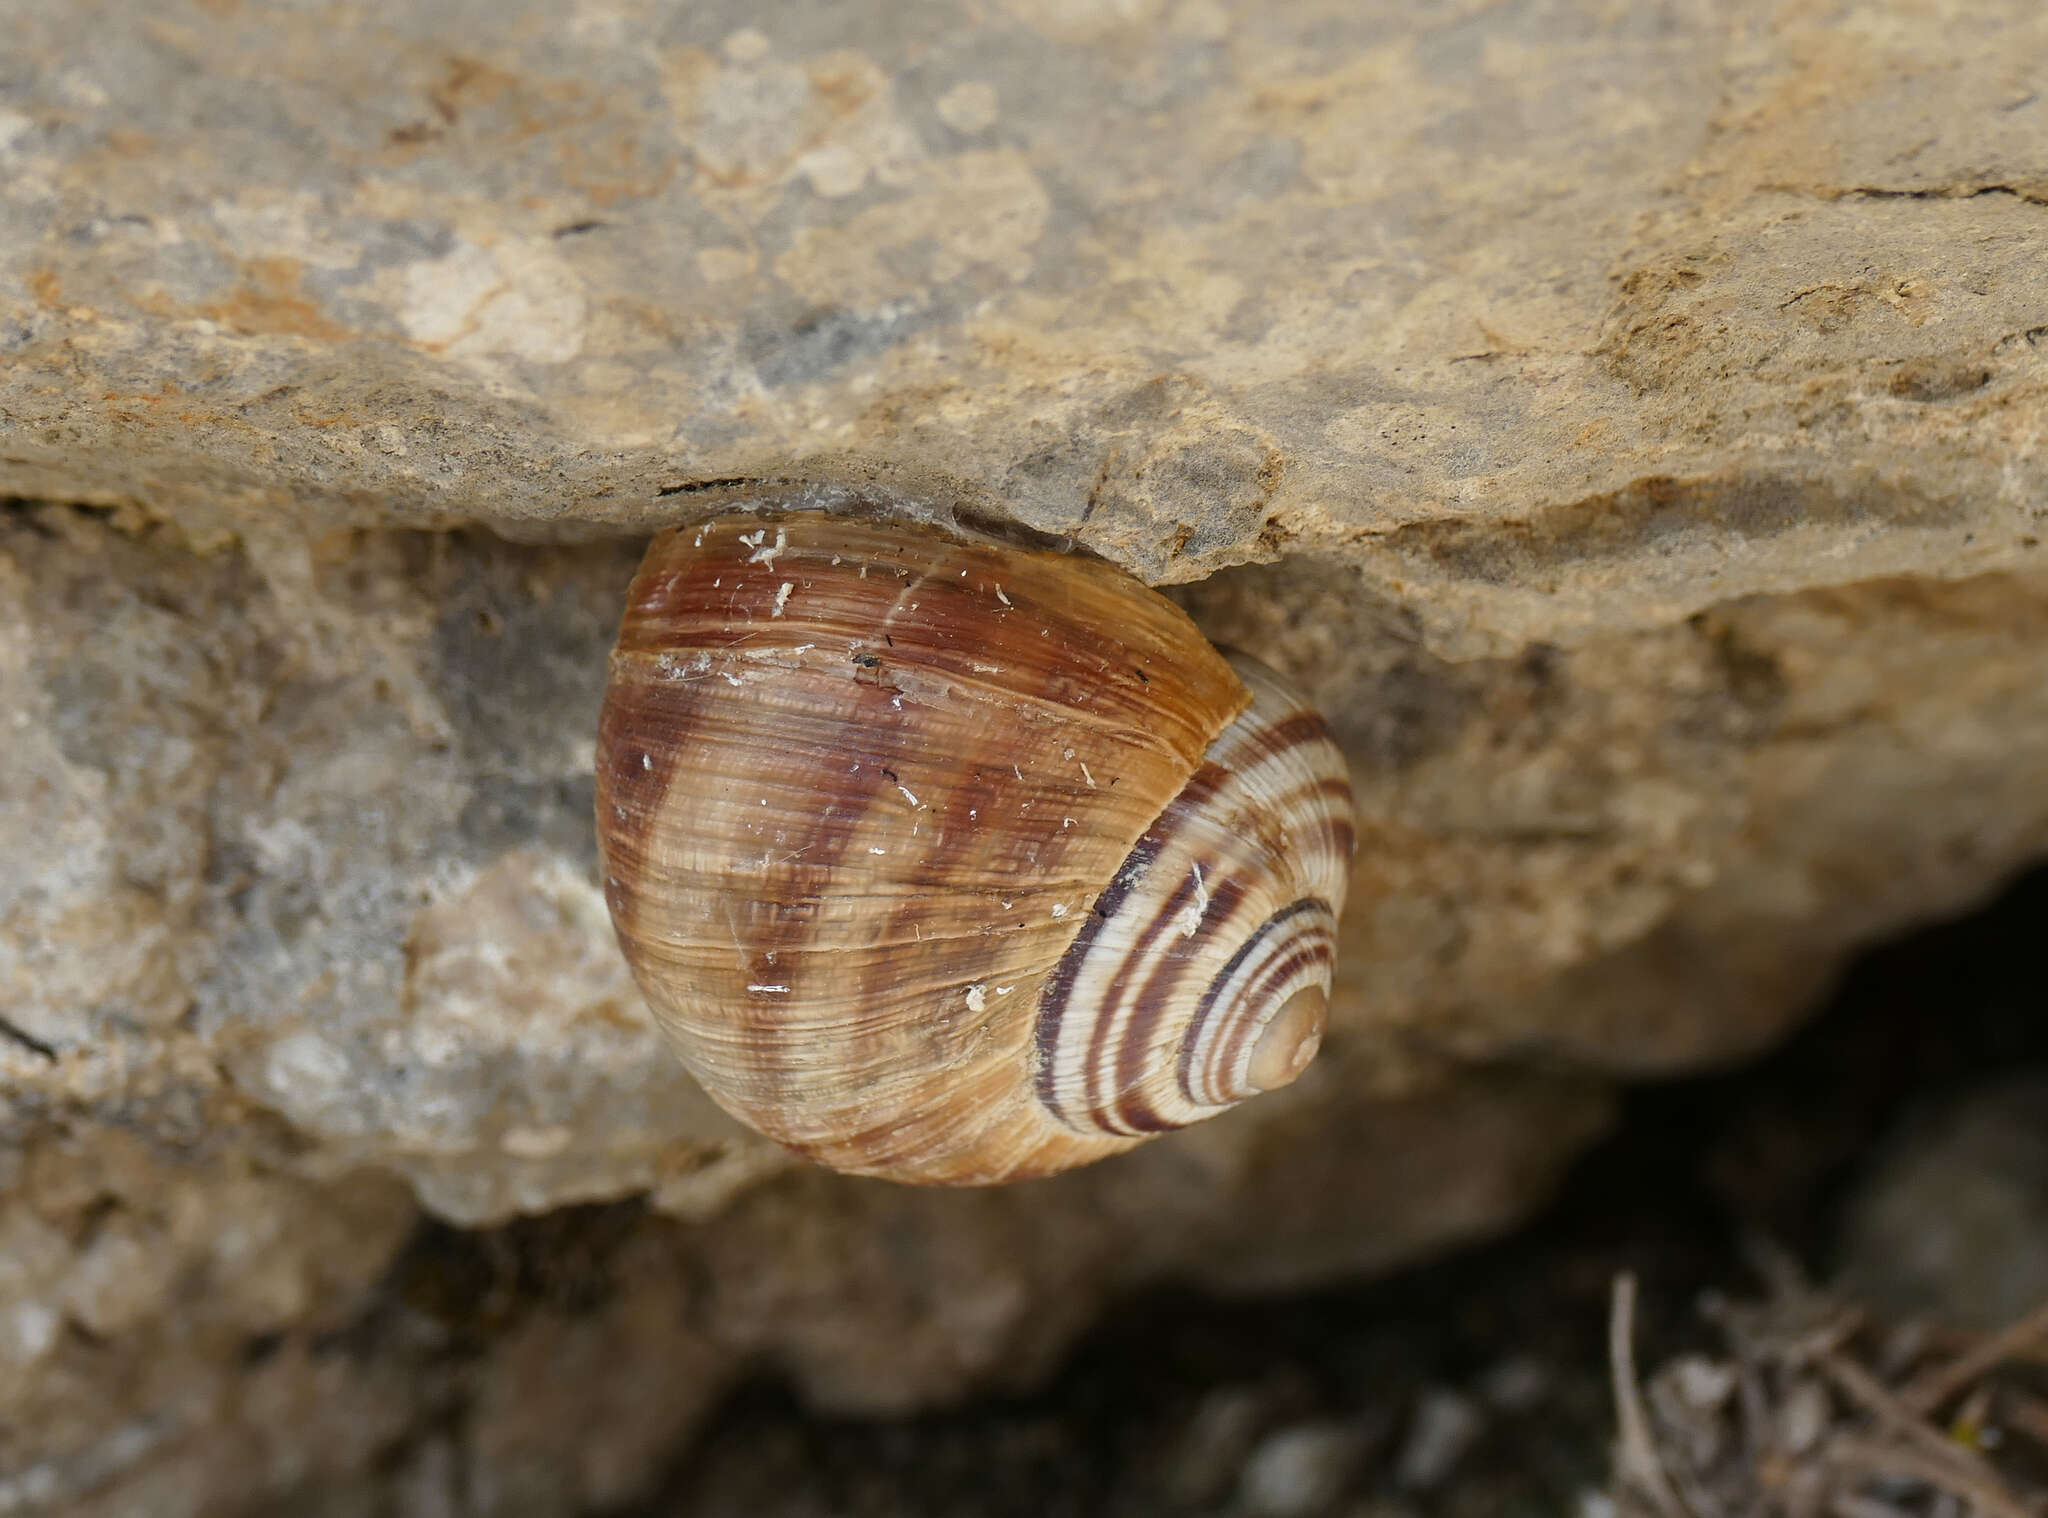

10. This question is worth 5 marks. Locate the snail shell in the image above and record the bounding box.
[596,510,1355,1184]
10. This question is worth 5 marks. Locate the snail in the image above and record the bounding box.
[595,508,1355,1184]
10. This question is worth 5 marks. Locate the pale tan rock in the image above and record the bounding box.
[463,1231,737,1516]
[1181,563,2048,1077]
[2,502,1617,1510]
[0,1128,419,1517]
[4,0,2048,1511]
[0,0,2040,594]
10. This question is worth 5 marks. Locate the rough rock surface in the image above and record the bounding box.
[4,0,2044,603]
[4,0,2048,1512]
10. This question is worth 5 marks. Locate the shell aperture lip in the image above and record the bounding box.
[1032,653,1356,1136]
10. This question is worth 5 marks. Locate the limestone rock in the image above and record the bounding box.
[1,0,2042,602]
[5,0,2048,1511]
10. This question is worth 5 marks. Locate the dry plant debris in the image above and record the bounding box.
[1610,1255,2048,1518]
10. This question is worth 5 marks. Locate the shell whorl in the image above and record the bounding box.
[595,510,1355,1185]
[1033,655,1354,1135]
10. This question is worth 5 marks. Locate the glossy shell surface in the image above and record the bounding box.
[596,511,1354,1183]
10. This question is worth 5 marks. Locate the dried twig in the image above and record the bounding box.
[1825,1435,2038,1518]
[2004,1387,2048,1449]
[1817,1351,2027,1498]
[1611,1273,1693,1518]
[1828,1495,1917,1518]
[1615,1278,2048,1518]
[1901,1299,2048,1418]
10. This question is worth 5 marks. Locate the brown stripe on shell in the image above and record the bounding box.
[596,633,892,1130]
[1031,652,1355,1138]
[1085,844,1237,1120]
[1026,755,1265,1126]
[1181,911,1336,1108]
[1030,831,1170,1118]
[595,511,1253,1184]
[1107,867,1254,1130]
[1038,727,1343,1130]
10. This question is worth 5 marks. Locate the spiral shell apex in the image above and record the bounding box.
[595,510,1355,1184]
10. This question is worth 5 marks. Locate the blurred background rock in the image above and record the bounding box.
[4,1,2046,1512]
